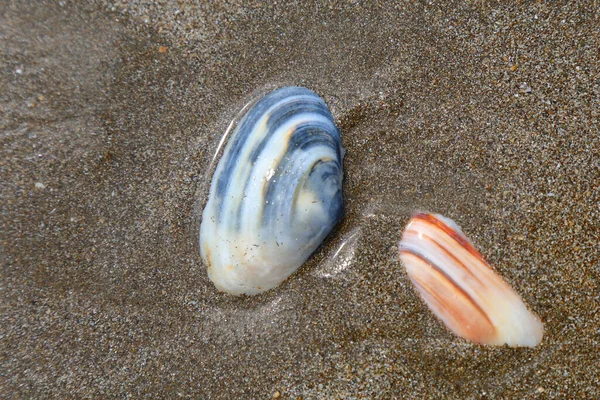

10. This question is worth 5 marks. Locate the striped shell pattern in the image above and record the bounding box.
[399,213,544,347]
[200,87,344,295]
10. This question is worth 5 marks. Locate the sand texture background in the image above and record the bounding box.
[1,0,599,398]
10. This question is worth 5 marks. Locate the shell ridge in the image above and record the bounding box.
[235,104,335,234]
[402,225,490,304]
[214,89,311,202]
[399,246,496,330]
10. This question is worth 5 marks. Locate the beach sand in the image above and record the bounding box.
[1,1,598,398]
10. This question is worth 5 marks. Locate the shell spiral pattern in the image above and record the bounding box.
[200,87,343,295]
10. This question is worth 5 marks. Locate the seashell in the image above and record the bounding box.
[200,87,344,296]
[398,213,544,347]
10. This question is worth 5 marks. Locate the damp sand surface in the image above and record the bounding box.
[1,1,599,398]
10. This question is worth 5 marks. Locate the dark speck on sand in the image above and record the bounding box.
[1,1,598,398]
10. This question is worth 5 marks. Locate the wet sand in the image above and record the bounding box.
[1,1,599,398]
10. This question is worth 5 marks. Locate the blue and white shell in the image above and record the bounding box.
[200,87,344,295]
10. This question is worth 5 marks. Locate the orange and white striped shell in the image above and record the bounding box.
[399,213,544,347]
